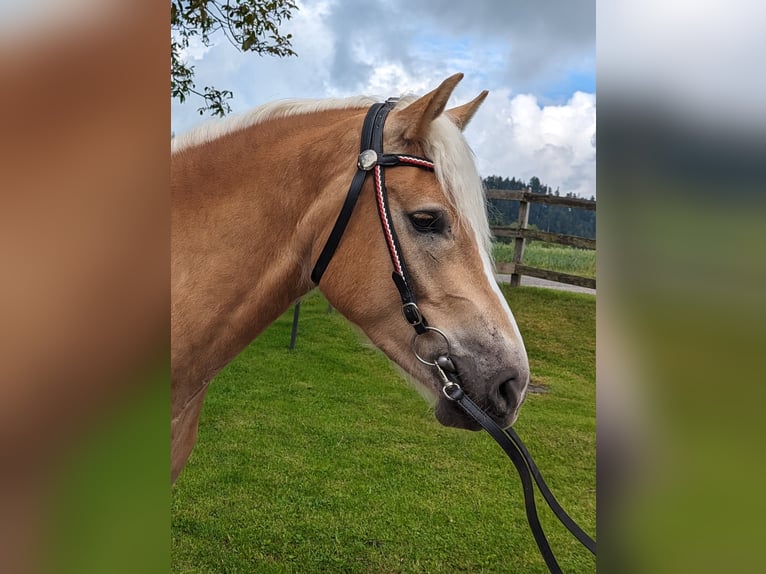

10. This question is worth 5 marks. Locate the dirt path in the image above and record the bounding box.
[495,274,596,296]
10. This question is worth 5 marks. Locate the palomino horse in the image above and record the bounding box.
[171,73,529,483]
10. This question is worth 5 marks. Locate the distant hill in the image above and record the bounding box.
[483,175,595,240]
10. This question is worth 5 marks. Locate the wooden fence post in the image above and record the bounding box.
[510,191,530,287]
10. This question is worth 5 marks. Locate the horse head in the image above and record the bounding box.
[315,74,530,429]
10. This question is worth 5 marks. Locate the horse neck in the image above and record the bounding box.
[171,108,362,391]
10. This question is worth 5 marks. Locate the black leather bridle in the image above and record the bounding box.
[311,99,433,335]
[311,100,596,573]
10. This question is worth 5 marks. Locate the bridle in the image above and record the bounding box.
[311,100,596,573]
[311,99,434,336]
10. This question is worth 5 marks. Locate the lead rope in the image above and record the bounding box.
[434,357,596,573]
[311,100,596,573]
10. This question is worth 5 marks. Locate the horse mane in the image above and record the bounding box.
[171,96,378,154]
[172,94,491,256]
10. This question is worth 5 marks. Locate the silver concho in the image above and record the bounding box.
[357,149,378,171]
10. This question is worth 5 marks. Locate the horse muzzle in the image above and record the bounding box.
[432,355,529,430]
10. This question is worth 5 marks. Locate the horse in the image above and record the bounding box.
[171,73,530,483]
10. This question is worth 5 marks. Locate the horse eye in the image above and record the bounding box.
[408,211,444,234]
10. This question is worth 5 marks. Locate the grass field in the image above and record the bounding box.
[171,287,595,573]
[493,241,596,279]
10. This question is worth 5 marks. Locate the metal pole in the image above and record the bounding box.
[289,301,301,350]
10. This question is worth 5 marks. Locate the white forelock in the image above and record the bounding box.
[416,112,492,259]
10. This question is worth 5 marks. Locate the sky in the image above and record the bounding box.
[172,0,596,198]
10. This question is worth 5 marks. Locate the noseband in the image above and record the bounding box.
[311,101,596,573]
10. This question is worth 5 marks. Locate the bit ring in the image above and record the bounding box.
[411,327,451,366]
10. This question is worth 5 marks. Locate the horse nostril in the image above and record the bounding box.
[498,378,517,409]
[498,379,513,403]
[492,369,526,413]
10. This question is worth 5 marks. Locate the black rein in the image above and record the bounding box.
[310,101,596,573]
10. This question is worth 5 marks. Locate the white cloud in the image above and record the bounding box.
[171,0,596,197]
[466,90,596,198]
[176,35,214,62]
[331,63,440,100]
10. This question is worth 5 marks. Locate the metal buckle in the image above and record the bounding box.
[442,381,462,401]
[401,302,423,326]
[434,360,462,401]
[411,326,451,366]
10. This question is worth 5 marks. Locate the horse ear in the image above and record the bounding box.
[446,90,489,131]
[395,73,464,142]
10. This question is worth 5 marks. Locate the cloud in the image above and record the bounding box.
[466,90,596,198]
[319,0,594,96]
[175,34,213,62]
[172,0,594,111]
[171,0,596,197]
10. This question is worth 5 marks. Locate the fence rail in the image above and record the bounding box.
[289,188,595,349]
[491,227,596,250]
[487,188,596,290]
[486,189,597,210]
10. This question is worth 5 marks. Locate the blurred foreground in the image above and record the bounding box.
[598,1,766,572]
[1,2,168,573]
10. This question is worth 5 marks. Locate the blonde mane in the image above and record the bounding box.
[172,94,491,257]
[171,96,378,154]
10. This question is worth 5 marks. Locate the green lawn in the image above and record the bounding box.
[493,241,596,279]
[172,287,595,573]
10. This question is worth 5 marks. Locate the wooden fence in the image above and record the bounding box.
[289,189,595,349]
[487,188,596,290]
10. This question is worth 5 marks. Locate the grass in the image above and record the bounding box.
[493,241,596,279]
[172,287,595,573]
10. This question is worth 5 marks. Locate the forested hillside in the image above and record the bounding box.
[484,175,596,240]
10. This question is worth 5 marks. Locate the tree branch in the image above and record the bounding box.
[171,0,297,116]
